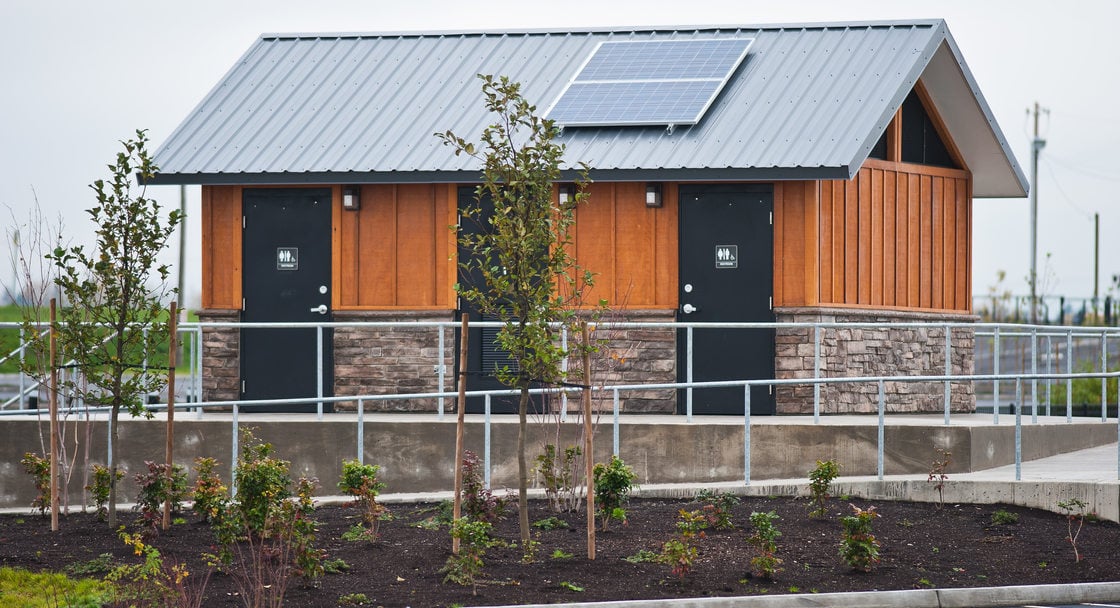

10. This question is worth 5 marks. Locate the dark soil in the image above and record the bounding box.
[2,496,1118,607]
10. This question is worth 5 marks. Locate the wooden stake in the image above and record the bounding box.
[452,313,469,555]
[49,299,59,532]
[163,301,178,531]
[581,321,595,559]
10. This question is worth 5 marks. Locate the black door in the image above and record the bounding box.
[456,186,533,414]
[241,188,333,412]
[678,184,775,415]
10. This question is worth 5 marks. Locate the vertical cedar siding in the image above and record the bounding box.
[200,185,243,309]
[336,183,456,309]
[773,181,820,307]
[797,161,972,312]
[572,182,678,309]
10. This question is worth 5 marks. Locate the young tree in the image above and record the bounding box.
[48,129,182,526]
[437,75,599,544]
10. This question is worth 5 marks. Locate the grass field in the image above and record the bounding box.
[0,305,197,375]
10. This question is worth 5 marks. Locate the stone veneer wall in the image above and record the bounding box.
[589,310,677,413]
[197,309,241,403]
[773,307,977,414]
[332,310,456,412]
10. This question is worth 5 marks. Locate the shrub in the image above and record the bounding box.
[659,509,708,579]
[442,518,493,594]
[338,460,389,542]
[191,457,228,524]
[460,450,508,524]
[133,461,189,533]
[839,504,881,572]
[107,530,210,608]
[747,510,783,579]
[1057,497,1088,563]
[87,464,124,521]
[927,448,951,509]
[233,429,292,535]
[808,459,840,518]
[696,489,739,529]
[535,444,583,513]
[19,452,50,515]
[593,455,637,531]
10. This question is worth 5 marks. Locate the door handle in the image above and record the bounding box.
[681,303,698,314]
[310,304,328,315]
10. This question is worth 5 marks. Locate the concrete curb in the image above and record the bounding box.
[471,582,1120,608]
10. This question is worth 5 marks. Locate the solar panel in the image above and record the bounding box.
[546,38,754,128]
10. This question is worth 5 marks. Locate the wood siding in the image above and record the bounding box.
[813,161,972,312]
[773,181,821,307]
[334,184,457,309]
[201,186,243,309]
[572,182,678,309]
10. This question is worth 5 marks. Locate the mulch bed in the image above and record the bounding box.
[1,495,1118,607]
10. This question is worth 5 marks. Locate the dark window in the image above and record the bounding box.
[900,90,957,168]
[868,128,888,160]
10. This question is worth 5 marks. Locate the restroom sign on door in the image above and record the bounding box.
[715,245,738,269]
[276,247,299,270]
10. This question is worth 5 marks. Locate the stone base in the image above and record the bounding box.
[774,307,977,414]
[197,309,240,403]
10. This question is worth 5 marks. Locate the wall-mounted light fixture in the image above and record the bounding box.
[342,185,361,211]
[558,183,576,204]
[645,183,663,207]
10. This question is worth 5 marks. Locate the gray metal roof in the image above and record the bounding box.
[149,20,1028,198]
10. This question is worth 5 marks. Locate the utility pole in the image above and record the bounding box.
[1094,212,1100,316]
[1028,102,1047,324]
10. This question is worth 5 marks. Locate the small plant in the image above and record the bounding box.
[191,457,227,524]
[747,510,783,579]
[593,455,637,531]
[532,516,569,530]
[442,518,493,594]
[522,537,541,564]
[807,459,840,518]
[88,464,124,521]
[64,553,118,577]
[839,504,881,572]
[659,509,708,579]
[696,489,739,529]
[916,577,934,588]
[19,452,50,515]
[535,444,583,513]
[551,548,574,560]
[928,448,951,509]
[323,557,351,574]
[133,460,189,533]
[1057,497,1088,562]
[559,581,585,592]
[624,549,660,564]
[338,592,372,606]
[990,508,1019,526]
[108,529,210,608]
[460,450,508,524]
[337,460,390,542]
[233,428,293,535]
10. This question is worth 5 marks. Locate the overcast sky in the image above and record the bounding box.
[2,0,1118,311]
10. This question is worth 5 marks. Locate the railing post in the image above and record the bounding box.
[316,325,324,420]
[1103,331,1110,422]
[18,327,25,409]
[1031,327,1038,424]
[613,388,620,457]
[357,398,364,464]
[1015,378,1022,481]
[944,324,951,425]
[1067,329,1073,423]
[438,324,445,420]
[560,326,568,422]
[743,384,751,486]
[484,394,492,490]
[993,326,1001,423]
[231,402,239,497]
[686,326,694,422]
[813,325,821,423]
[1045,334,1053,417]
[877,379,885,481]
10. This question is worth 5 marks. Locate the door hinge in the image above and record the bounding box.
[242,297,246,311]
[242,216,246,229]
[769,211,773,225]
[769,296,773,310]
[241,380,246,393]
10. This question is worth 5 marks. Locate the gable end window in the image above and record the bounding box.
[901,90,957,168]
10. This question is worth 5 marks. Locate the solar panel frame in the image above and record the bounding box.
[545,37,755,128]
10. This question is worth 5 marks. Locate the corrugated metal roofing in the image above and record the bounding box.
[150,20,1028,197]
